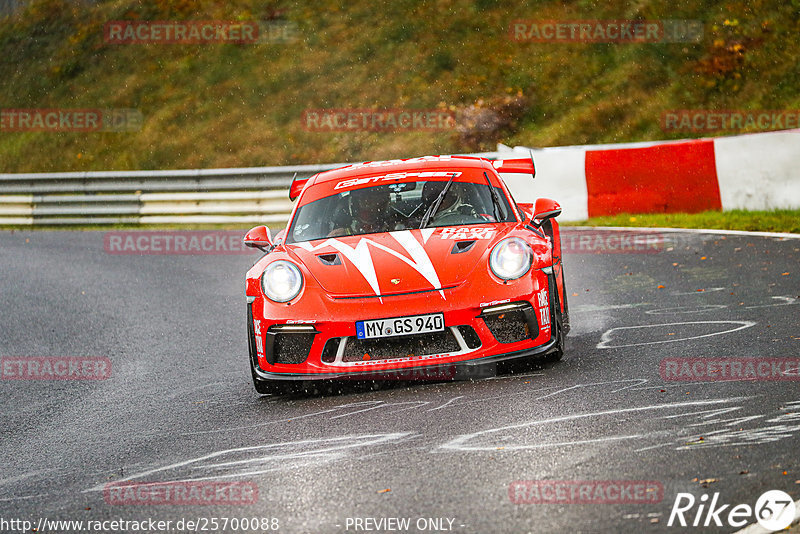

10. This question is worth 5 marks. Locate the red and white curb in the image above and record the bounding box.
[501,129,800,222]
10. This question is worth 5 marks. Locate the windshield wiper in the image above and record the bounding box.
[419,173,457,229]
[483,171,503,222]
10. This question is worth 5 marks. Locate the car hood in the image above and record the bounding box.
[286,226,513,298]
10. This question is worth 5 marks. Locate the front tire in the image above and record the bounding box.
[542,278,565,362]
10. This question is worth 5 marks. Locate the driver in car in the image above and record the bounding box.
[329,185,397,236]
[419,181,481,226]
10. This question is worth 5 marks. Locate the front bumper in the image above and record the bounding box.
[247,269,562,381]
[251,333,559,382]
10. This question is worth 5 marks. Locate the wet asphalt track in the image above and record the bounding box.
[1,227,799,534]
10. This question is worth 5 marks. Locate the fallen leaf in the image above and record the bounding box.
[572,293,578,297]
[782,272,790,276]
[378,489,391,493]
[700,256,707,260]
[672,263,678,266]
[699,478,718,484]
[739,470,749,475]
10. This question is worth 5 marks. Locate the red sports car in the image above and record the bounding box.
[244,155,569,394]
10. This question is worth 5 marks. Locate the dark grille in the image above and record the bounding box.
[321,339,339,363]
[271,332,314,364]
[342,330,460,362]
[456,325,482,349]
[483,307,535,344]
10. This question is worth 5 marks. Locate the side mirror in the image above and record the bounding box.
[531,198,561,226]
[243,226,273,252]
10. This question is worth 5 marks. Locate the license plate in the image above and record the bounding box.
[356,313,445,340]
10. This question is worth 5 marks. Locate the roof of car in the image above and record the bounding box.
[309,155,495,186]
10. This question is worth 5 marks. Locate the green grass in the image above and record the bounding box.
[566,209,800,234]
[1,0,799,172]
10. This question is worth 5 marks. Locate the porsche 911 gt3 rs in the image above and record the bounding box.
[244,155,569,394]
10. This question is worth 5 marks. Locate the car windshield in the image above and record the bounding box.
[287,180,515,243]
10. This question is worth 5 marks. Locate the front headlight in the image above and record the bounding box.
[261,260,303,302]
[490,237,532,280]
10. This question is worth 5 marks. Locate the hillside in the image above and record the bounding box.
[1,0,798,172]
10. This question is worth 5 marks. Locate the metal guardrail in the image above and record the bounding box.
[0,154,505,225]
[0,163,345,225]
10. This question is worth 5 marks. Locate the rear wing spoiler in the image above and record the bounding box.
[289,173,314,201]
[290,154,536,200]
[491,156,535,177]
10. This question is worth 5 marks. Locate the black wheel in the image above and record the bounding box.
[542,317,564,362]
[560,265,571,336]
[542,281,565,363]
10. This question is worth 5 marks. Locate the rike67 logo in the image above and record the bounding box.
[668,490,796,530]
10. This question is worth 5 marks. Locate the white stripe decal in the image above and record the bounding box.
[294,230,444,301]
[382,231,443,299]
